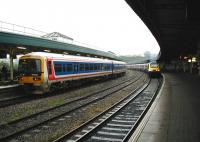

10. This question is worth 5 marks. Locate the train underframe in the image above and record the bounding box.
[22,71,126,95]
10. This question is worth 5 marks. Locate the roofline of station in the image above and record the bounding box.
[0,31,122,61]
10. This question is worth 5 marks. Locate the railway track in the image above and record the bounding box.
[53,78,161,142]
[0,71,138,108]
[0,95,37,108]
[0,72,147,141]
[0,84,20,95]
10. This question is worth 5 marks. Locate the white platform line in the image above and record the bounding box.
[91,136,122,142]
[98,131,127,136]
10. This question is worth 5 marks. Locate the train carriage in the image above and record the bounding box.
[18,52,126,94]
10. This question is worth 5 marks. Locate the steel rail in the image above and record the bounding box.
[53,78,151,142]
[0,73,146,141]
[0,71,139,108]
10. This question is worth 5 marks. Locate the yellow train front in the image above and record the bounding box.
[147,62,161,78]
[18,54,48,94]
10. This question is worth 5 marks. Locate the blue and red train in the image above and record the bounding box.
[18,52,126,94]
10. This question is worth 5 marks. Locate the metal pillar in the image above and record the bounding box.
[189,62,193,74]
[9,48,14,81]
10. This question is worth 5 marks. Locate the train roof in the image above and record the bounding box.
[112,60,126,65]
[20,52,126,64]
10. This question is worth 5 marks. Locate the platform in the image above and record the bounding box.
[0,81,19,91]
[129,73,200,142]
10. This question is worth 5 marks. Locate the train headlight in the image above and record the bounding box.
[33,76,41,81]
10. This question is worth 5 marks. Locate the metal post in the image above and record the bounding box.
[190,62,193,74]
[9,49,14,81]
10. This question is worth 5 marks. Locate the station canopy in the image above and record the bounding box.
[0,30,121,60]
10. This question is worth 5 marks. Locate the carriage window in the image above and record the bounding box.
[94,64,98,70]
[102,64,106,70]
[85,64,89,71]
[54,64,62,72]
[63,64,73,72]
[97,64,100,70]
[67,64,73,72]
[100,64,103,70]
[74,64,78,72]
[107,64,111,70]
[90,64,94,70]
[80,64,85,71]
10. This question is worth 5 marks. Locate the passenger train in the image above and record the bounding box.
[147,62,161,77]
[127,62,161,77]
[127,63,148,71]
[18,52,126,94]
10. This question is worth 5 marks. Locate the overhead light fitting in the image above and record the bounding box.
[63,52,68,54]
[192,57,196,62]
[44,49,50,52]
[17,46,26,50]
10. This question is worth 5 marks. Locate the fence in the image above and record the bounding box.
[0,20,47,37]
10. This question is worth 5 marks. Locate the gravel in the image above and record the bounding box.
[0,70,147,141]
[17,72,147,141]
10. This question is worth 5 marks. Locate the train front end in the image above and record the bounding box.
[148,62,161,77]
[18,56,48,94]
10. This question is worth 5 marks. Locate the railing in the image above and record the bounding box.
[0,21,112,57]
[0,20,47,37]
[0,20,75,44]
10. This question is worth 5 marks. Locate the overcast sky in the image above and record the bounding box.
[0,0,160,56]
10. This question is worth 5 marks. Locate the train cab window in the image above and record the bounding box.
[19,59,41,75]
[47,61,52,75]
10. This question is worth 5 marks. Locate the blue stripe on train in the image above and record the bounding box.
[53,61,112,76]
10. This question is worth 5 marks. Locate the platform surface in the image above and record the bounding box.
[129,73,200,142]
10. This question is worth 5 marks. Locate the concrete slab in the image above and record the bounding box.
[129,73,200,142]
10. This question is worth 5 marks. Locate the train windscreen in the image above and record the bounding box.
[150,63,159,68]
[18,59,41,75]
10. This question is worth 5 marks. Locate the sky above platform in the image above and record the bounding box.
[0,0,160,56]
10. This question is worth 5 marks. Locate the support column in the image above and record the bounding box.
[189,62,193,74]
[183,61,186,72]
[9,48,14,81]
